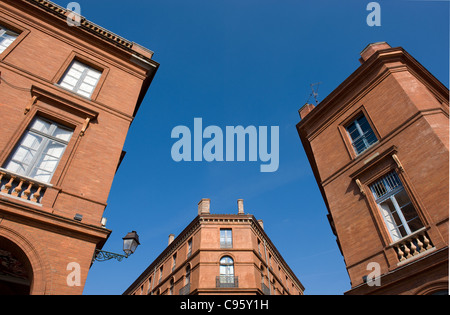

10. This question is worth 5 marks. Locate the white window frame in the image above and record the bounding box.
[58,60,102,98]
[370,172,423,242]
[0,25,19,54]
[4,117,73,183]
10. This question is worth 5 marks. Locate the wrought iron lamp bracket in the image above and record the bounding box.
[92,249,129,263]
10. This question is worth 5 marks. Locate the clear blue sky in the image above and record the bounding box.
[51,0,449,295]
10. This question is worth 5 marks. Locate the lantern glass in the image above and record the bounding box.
[123,231,140,256]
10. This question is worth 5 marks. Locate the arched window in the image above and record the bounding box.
[219,256,234,285]
[169,278,174,295]
[185,265,191,285]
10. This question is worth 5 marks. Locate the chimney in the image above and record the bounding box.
[299,103,316,120]
[198,198,210,215]
[258,220,264,230]
[237,199,244,215]
[359,42,391,63]
[168,234,175,245]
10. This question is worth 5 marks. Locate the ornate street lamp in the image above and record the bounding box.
[93,231,140,263]
[123,231,140,256]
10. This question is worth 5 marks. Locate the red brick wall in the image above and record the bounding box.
[0,0,156,294]
[297,44,449,294]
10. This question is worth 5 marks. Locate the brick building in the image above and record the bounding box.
[297,42,448,295]
[123,199,305,295]
[0,0,158,294]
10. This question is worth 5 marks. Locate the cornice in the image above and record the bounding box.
[21,0,157,66]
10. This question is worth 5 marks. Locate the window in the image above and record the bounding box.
[220,229,233,248]
[370,171,424,242]
[158,266,163,284]
[58,60,102,98]
[0,25,18,54]
[169,279,174,295]
[346,114,378,155]
[219,256,235,285]
[187,239,192,258]
[172,253,177,271]
[147,277,152,295]
[185,265,191,285]
[4,117,73,183]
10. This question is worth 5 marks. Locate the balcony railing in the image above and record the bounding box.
[179,283,191,295]
[392,228,434,262]
[216,276,239,288]
[0,169,49,204]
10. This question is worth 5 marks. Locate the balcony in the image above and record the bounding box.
[216,276,239,288]
[391,228,434,263]
[0,169,49,205]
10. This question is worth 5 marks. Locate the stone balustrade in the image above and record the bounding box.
[0,168,48,204]
[392,228,434,263]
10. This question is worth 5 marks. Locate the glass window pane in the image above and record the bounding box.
[66,68,83,80]
[407,217,424,233]
[5,133,43,173]
[71,61,88,72]
[30,118,52,135]
[220,256,234,277]
[0,26,18,54]
[346,115,377,155]
[346,123,360,141]
[397,225,408,238]
[380,199,396,225]
[59,61,101,97]
[53,127,73,142]
[79,82,95,94]
[32,141,65,177]
[353,138,367,155]
[401,203,420,223]
[4,161,25,175]
[86,69,102,80]
[391,210,404,227]
[83,75,99,86]
[357,117,371,133]
[3,118,73,183]
[30,169,52,183]
[61,75,79,88]
[365,132,378,146]
[395,190,411,208]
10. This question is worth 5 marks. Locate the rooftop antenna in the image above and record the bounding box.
[306,82,322,105]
